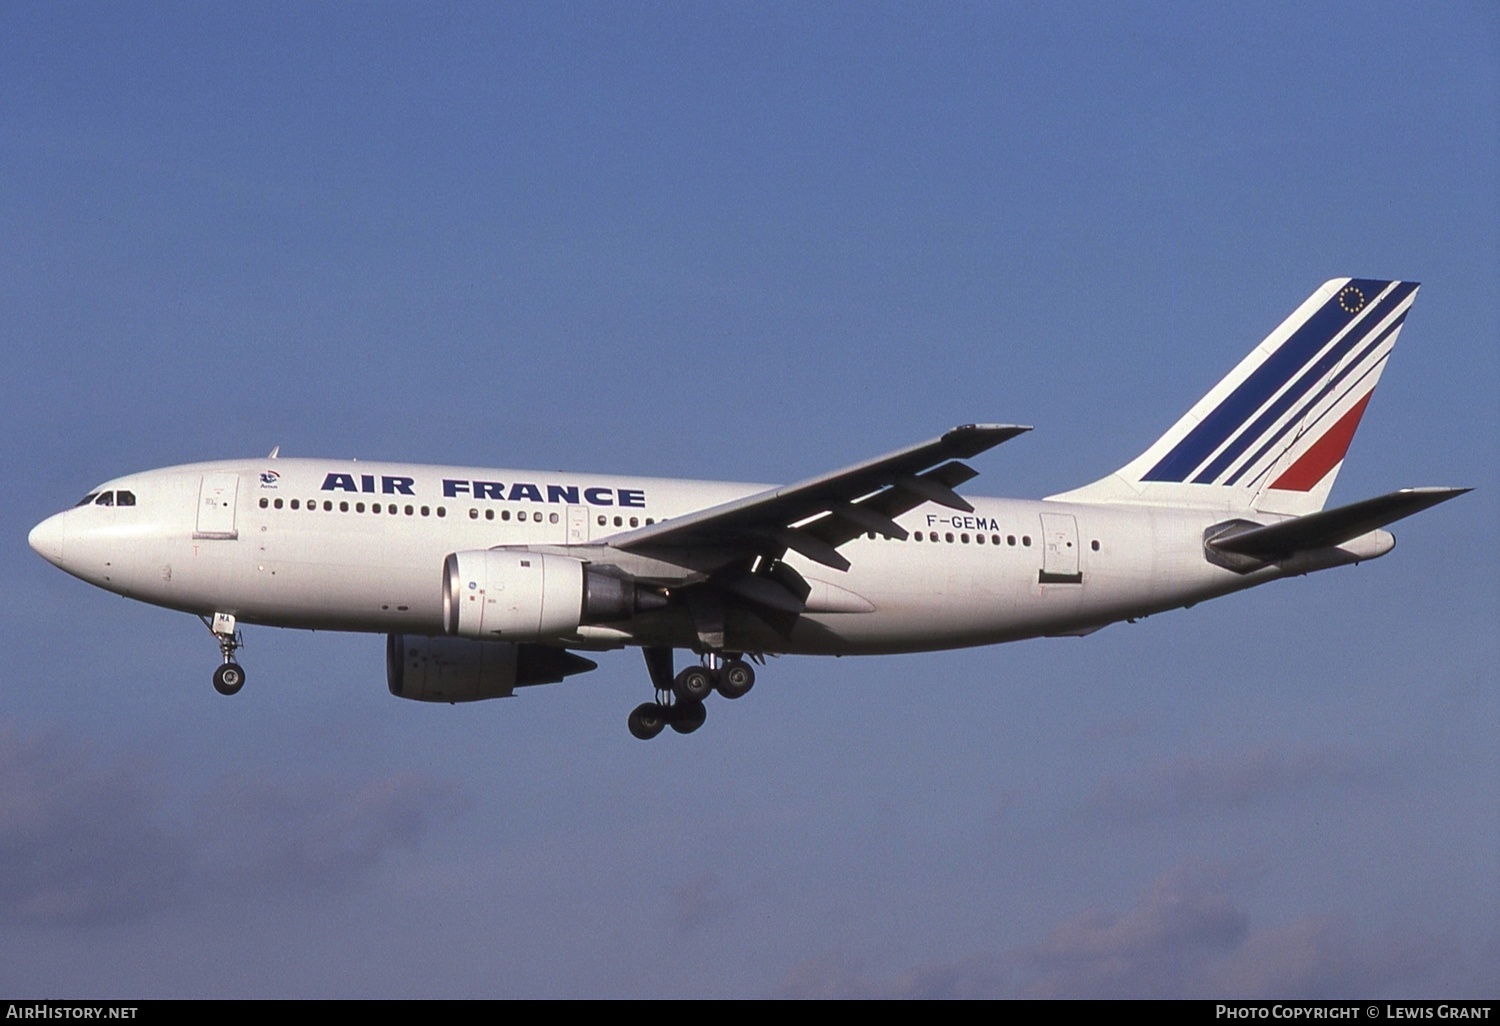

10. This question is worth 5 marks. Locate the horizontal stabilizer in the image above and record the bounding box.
[1208,487,1469,561]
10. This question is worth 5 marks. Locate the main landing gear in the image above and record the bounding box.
[627,649,756,740]
[200,612,246,696]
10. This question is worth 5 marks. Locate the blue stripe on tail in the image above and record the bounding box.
[1223,312,1405,487]
[1189,284,1415,484]
[1141,278,1397,483]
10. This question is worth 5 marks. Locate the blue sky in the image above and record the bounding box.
[2,1,1496,997]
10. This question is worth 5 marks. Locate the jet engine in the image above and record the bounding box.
[386,633,598,703]
[442,549,663,641]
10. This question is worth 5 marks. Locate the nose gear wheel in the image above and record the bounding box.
[200,612,247,696]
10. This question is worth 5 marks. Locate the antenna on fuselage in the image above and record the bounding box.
[267,446,280,459]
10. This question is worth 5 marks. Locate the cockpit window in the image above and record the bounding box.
[75,492,100,507]
[116,490,136,506]
[94,492,115,507]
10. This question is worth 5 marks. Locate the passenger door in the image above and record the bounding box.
[1038,512,1082,584]
[194,473,240,539]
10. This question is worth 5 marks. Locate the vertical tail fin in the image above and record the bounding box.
[1050,279,1420,515]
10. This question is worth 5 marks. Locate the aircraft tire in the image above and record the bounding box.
[628,702,667,741]
[673,666,715,704]
[717,660,755,699]
[669,700,706,734]
[213,662,245,696]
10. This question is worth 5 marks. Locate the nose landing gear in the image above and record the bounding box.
[213,661,245,696]
[200,612,246,696]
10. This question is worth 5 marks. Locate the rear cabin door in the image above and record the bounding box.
[195,473,240,539]
[1038,512,1082,584]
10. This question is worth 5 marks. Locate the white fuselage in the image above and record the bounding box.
[29,456,1380,657]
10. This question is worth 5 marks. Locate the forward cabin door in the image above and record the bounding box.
[195,473,240,540]
[1037,512,1082,584]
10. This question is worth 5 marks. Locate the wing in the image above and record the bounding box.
[600,424,1029,612]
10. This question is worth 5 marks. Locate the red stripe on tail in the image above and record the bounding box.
[1269,393,1374,492]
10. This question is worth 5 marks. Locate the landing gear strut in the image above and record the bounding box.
[627,648,757,739]
[200,612,246,696]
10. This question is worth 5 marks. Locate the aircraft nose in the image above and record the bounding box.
[28,513,67,566]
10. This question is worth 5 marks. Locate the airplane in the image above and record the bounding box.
[28,278,1468,739]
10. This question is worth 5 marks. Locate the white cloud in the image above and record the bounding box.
[1089,743,1387,819]
[774,860,1445,999]
[0,722,465,927]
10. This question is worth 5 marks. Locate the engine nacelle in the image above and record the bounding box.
[386,633,597,703]
[442,549,663,641]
